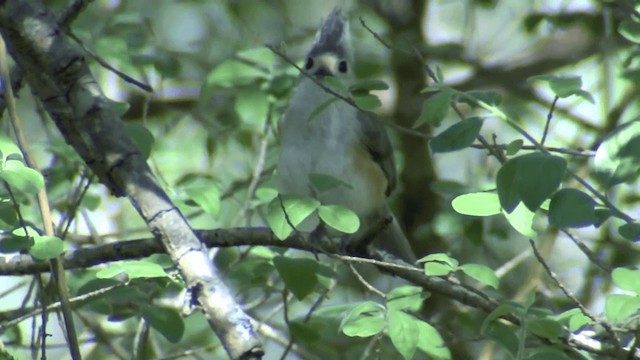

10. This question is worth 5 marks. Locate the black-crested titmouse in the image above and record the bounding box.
[277,9,416,263]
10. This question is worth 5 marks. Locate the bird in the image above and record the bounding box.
[276,8,416,263]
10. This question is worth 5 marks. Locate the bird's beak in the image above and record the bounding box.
[313,54,336,78]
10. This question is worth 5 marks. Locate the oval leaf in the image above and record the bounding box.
[1,161,44,195]
[273,256,319,300]
[451,192,501,216]
[459,263,499,289]
[417,89,454,127]
[387,310,419,360]
[266,195,320,240]
[29,235,63,260]
[496,158,520,213]
[548,188,597,228]
[318,204,360,234]
[430,117,483,153]
[141,305,185,343]
[515,152,567,211]
[340,301,385,337]
[612,267,640,295]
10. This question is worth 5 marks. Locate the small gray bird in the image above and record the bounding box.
[277,8,416,263]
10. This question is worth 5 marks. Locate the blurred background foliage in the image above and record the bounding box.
[2,0,640,359]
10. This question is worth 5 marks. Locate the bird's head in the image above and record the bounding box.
[304,8,352,79]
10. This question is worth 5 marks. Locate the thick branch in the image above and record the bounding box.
[0,2,261,359]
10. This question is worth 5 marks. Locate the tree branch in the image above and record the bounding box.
[0,2,261,358]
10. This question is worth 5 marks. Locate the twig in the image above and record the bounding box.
[348,264,386,298]
[529,239,623,353]
[57,0,96,28]
[68,32,153,93]
[279,289,294,360]
[541,96,559,146]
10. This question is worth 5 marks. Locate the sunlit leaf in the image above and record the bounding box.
[612,267,640,295]
[340,301,385,337]
[451,192,501,216]
[387,310,419,360]
[266,195,320,240]
[318,204,360,234]
[593,120,640,188]
[29,235,63,260]
[605,294,640,323]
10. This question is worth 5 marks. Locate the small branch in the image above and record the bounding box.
[348,264,386,298]
[541,96,558,146]
[529,239,623,354]
[68,32,153,93]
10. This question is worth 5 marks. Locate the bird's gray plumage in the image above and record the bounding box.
[277,8,416,263]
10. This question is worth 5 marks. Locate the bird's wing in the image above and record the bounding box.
[356,111,397,197]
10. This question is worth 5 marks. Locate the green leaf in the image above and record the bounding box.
[289,321,321,343]
[418,253,458,276]
[526,318,563,339]
[503,202,536,238]
[515,152,567,211]
[496,158,520,213]
[0,160,44,195]
[318,204,360,234]
[416,89,454,127]
[0,203,17,229]
[29,235,63,260]
[266,195,320,240]
[0,134,20,162]
[458,90,502,108]
[619,222,640,240]
[184,178,221,218]
[124,123,154,160]
[416,320,451,359]
[525,347,572,360]
[612,267,640,295]
[529,74,585,98]
[323,76,349,97]
[459,264,499,289]
[482,321,518,356]
[548,188,597,228]
[235,88,271,127]
[237,47,275,67]
[141,305,184,343]
[451,192,501,216]
[203,60,266,90]
[506,139,523,156]
[340,301,385,337]
[619,19,640,43]
[386,286,427,312]
[353,94,382,111]
[272,256,319,300]
[96,260,169,280]
[549,76,582,98]
[307,98,338,123]
[593,120,640,188]
[308,173,352,193]
[430,117,484,153]
[556,308,591,331]
[0,235,33,253]
[349,79,389,93]
[387,310,419,360]
[605,294,640,323]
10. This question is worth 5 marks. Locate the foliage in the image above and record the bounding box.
[1,0,640,359]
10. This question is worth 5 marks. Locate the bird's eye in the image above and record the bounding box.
[338,60,348,73]
[304,57,314,70]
